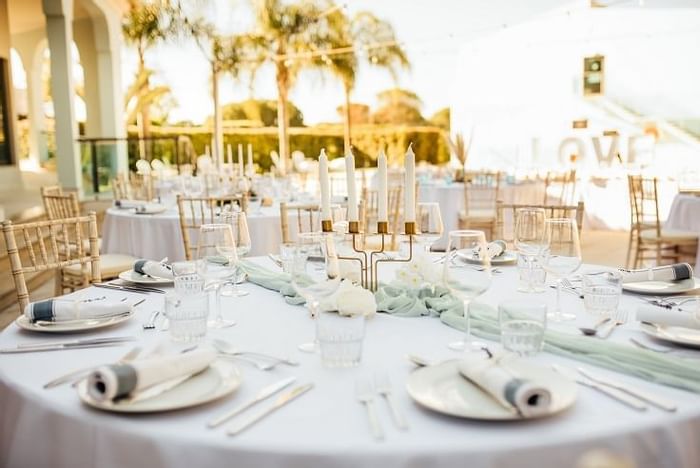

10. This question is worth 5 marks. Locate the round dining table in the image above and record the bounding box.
[665,193,700,272]
[2,257,699,468]
[101,204,296,261]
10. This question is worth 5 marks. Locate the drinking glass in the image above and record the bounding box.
[443,230,493,351]
[416,202,444,252]
[499,300,547,356]
[540,218,582,322]
[195,224,237,328]
[220,210,251,297]
[164,293,208,343]
[316,311,365,368]
[582,270,622,316]
[291,232,342,353]
[514,207,547,293]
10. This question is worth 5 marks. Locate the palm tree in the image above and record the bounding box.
[331,12,409,153]
[122,1,171,154]
[251,0,348,174]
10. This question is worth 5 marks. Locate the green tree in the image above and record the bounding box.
[221,99,304,127]
[372,88,426,125]
[329,12,409,152]
[250,0,348,174]
[429,107,450,131]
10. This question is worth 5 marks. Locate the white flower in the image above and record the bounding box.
[337,284,376,317]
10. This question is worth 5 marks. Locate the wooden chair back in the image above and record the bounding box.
[463,171,501,216]
[360,186,403,248]
[112,172,154,201]
[544,169,577,205]
[176,195,248,260]
[41,190,80,220]
[2,213,101,311]
[496,201,585,246]
[40,185,64,197]
[279,203,320,244]
[627,175,661,237]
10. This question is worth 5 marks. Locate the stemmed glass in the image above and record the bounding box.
[443,230,493,351]
[290,232,341,353]
[220,210,251,297]
[196,224,237,329]
[514,207,547,293]
[416,202,444,252]
[540,218,582,322]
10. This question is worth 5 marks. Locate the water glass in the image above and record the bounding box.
[499,300,547,356]
[174,273,205,295]
[164,293,208,343]
[279,242,298,273]
[316,311,365,368]
[582,270,622,316]
[517,253,546,293]
[172,261,197,277]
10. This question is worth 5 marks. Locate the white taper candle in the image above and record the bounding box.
[247,143,253,176]
[237,144,244,176]
[319,149,331,220]
[404,143,416,223]
[226,144,233,165]
[345,150,358,222]
[378,150,388,221]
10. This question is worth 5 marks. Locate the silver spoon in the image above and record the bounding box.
[579,316,611,336]
[212,339,299,367]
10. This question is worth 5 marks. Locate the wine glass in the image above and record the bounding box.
[220,210,251,297]
[443,230,493,351]
[291,232,342,353]
[540,218,582,322]
[195,224,237,329]
[514,207,547,293]
[416,202,444,252]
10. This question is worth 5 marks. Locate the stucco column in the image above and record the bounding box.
[42,0,81,191]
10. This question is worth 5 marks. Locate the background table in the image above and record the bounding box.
[2,258,699,468]
[102,205,298,261]
[665,193,700,271]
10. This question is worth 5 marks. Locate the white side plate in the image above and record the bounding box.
[78,361,241,413]
[406,359,577,420]
[622,278,700,295]
[118,270,173,285]
[640,322,700,348]
[15,310,134,333]
[456,249,518,265]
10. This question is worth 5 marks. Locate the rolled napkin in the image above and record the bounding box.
[114,200,145,210]
[133,259,173,279]
[87,348,217,402]
[457,352,552,417]
[636,304,700,330]
[475,240,507,259]
[23,297,132,323]
[619,263,693,283]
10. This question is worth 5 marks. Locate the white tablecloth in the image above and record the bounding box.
[102,205,296,261]
[665,194,700,271]
[2,258,699,468]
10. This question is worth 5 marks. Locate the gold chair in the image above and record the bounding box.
[627,175,698,268]
[496,201,585,247]
[279,202,320,244]
[459,171,501,239]
[41,189,81,221]
[176,194,248,260]
[111,172,154,201]
[2,213,102,311]
[543,169,577,205]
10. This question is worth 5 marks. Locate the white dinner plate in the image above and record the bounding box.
[118,270,173,285]
[622,278,700,295]
[406,359,577,421]
[14,310,134,333]
[78,361,241,413]
[134,203,167,215]
[640,322,700,348]
[456,249,518,265]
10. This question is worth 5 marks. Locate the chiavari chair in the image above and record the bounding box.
[495,201,585,247]
[543,169,577,205]
[459,170,501,239]
[279,202,321,244]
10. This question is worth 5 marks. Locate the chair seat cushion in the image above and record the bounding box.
[640,228,699,242]
[63,254,138,277]
[459,209,496,223]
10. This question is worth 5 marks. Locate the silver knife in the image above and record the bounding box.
[208,377,296,428]
[44,347,142,389]
[226,383,314,436]
[17,336,136,349]
[552,364,647,411]
[577,367,677,412]
[93,284,151,295]
[0,342,131,354]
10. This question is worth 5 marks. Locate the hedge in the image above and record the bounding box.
[134,124,450,171]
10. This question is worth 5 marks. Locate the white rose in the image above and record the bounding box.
[337,284,376,317]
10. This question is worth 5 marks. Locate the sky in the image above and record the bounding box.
[122,0,569,125]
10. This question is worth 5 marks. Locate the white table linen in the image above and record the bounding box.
[665,194,700,271]
[2,258,700,468]
[102,205,299,261]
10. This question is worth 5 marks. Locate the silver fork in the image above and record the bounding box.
[374,372,408,431]
[600,308,629,339]
[142,310,160,330]
[355,378,384,441]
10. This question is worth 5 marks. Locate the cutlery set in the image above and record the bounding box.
[356,373,408,441]
[552,364,677,412]
[0,336,137,354]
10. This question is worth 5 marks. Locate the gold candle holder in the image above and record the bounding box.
[348,221,360,234]
[404,221,417,235]
[321,219,333,233]
[377,221,389,234]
